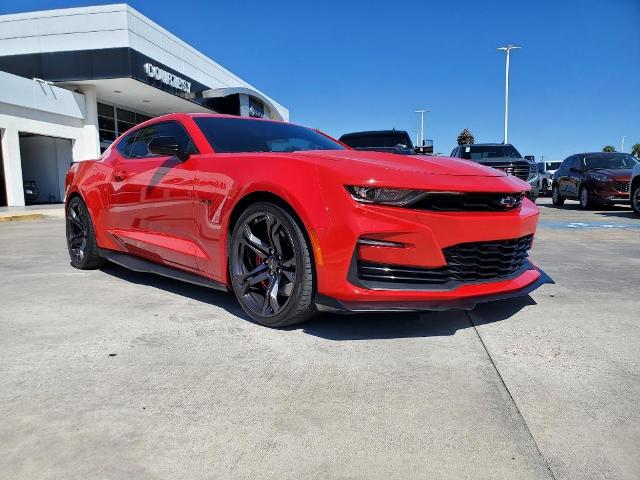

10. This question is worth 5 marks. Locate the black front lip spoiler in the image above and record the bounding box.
[315,267,553,313]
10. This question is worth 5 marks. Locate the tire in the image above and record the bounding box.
[631,183,640,217]
[551,184,564,206]
[228,202,316,327]
[579,185,593,210]
[66,196,104,269]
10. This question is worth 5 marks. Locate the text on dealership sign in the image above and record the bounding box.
[143,63,191,93]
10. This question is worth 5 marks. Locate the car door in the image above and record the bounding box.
[557,157,572,196]
[107,120,199,270]
[566,156,583,198]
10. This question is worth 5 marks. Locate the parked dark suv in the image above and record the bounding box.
[450,143,539,200]
[551,152,638,209]
[339,130,415,155]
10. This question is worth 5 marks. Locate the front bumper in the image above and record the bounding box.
[589,180,630,203]
[313,190,541,308]
[315,263,551,312]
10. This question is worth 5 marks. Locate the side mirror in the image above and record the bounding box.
[148,136,189,162]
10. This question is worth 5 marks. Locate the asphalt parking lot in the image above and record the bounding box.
[1,197,639,480]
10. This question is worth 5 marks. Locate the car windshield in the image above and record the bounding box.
[194,117,345,153]
[459,145,522,160]
[584,154,638,170]
[340,133,411,149]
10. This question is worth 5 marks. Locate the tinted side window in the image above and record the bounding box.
[126,121,198,159]
[116,132,137,158]
[451,148,458,157]
[571,157,581,170]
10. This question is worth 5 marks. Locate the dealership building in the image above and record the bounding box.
[0,4,289,207]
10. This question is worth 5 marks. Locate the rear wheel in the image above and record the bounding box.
[631,183,640,217]
[66,196,104,269]
[552,184,564,206]
[229,202,316,327]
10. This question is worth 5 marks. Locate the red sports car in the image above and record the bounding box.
[65,113,546,327]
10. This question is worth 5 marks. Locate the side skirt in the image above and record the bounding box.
[99,249,228,292]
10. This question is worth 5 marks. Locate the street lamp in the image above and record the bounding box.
[497,45,521,144]
[621,136,626,153]
[415,109,429,146]
[412,130,419,146]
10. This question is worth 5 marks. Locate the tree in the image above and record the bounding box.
[602,145,616,152]
[631,143,640,158]
[457,128,475,145]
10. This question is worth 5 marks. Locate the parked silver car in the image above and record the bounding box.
[536,161,562,196]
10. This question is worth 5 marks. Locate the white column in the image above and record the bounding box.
[1,128,25,207]
[503,49,510,144]
[239,93,250,117]
[75,84,100,160]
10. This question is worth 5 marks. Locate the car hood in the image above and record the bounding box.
[293,149,530,194]
[294,150,505,177]
[589,168,632,179]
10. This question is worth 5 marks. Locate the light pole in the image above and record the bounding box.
[412,130,419,146]
[497,45,521,144]
[621,136,626,153]
[415,109,429,146]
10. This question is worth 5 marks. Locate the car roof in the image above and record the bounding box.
[457,143,513,147]
[340,130,409,137]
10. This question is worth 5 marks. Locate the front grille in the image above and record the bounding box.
[357,235,533,288]
[612,181,630,193]
[487,162,533,181]
[411,192,523,212]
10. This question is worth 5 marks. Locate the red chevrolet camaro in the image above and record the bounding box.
[65,113,547,327]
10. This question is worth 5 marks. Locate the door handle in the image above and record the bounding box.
[114,170,129,182]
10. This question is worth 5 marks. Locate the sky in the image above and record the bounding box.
[1,0,639,160]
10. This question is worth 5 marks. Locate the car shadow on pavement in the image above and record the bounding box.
[100,263,248,318]
[299,295,537,340]
[594,210,638,219]
[101,263,537,340]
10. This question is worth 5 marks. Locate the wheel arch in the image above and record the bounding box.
[224,190,319,287]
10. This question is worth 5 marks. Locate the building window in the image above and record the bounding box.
[97,103,152,149]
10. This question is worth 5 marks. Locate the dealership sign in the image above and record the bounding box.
[143,63,191,93]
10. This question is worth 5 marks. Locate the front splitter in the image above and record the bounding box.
[315,267,553,313]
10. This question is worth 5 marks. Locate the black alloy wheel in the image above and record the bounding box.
[66,197,104,269]
[551,184,564,206]
[229,202,315,327]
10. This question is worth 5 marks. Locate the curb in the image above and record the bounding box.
[0,213,44,223]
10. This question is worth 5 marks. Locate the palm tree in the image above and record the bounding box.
[631,143,640,158]
[457,128,475,145]
[602,145,616,152]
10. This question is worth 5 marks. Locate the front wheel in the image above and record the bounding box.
[579,185,593,210]
[229,202,316,327]
[66,196,104,269]
[552,184,564,206]
[631,183,640,217]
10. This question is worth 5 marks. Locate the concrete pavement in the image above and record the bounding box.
[0,198,638,479]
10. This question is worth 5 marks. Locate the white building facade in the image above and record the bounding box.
[0,4,289,206]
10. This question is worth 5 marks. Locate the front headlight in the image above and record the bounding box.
[345,186,428,206]
[589,173,611,182]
